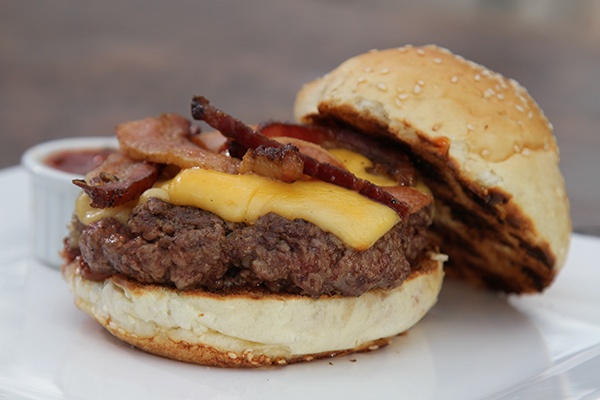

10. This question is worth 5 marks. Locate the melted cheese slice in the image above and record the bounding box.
[160,168,399,250]
[75,148,405,250]
[76,193,133,226]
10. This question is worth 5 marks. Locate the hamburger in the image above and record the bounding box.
[61,45,570,367]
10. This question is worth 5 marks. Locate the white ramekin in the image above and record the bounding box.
[21,137,118,268]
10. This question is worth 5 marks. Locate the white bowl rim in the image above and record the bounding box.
[21,136,119,180]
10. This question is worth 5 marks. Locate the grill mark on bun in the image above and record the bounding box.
[317,113,559,294]
[416,149,556,291]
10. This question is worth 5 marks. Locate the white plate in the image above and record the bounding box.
[1,166,599,400]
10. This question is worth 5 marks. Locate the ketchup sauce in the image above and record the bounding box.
[44,148,114,175]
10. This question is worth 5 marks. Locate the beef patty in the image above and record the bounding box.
[71,197,431,297]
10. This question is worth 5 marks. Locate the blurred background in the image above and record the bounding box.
[2,0,599,235]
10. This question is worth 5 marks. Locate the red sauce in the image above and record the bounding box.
[44,148,114,175]
[80,262,114,282]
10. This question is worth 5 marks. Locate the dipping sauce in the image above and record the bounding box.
[44,148,115,175]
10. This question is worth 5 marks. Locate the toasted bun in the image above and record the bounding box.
[295,45,571,293]
[63,253,444,367]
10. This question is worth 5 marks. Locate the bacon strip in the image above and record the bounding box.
[191,96,410,219]
[383,186,432,214]
[239,144,305,183]
[258,121,416,187]
[73,152,160,208]
[116,113,238,173]
[271,137,346,170]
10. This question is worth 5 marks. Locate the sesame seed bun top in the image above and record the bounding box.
[295,45,571,292]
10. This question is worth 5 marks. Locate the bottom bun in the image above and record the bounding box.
[62,253,444,367]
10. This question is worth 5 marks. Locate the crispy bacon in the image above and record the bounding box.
[116,113,238,173]
[259,121,416,187]
[191,96,410,219]
[190,130,229,154]
[235,136,346,181]
[383,186,432,214]
[271,137,346,170]
[73,152,160,208]
[239,144,304,183]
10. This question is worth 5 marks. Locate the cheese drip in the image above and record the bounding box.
[75,148,407,250]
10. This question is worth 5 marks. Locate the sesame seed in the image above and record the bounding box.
[514,145,521,152]
[396,86,404,92]
[364,66,373,73]
[467,124,474,130]
[528,111,534,119]
[432,124,441,131]
[377,83,387,91]
[368,345,380,351]
[474,74,481,81]
[433,58,443,63]
[484,88,495,98]
[380,68,390,74]
[516,105,525,112]
[451,75,459,83]
[277,359,287,365]
[228,352,238,359]
[481,149,491,157]
[394,98,403,107]
[416,49,425,55]
[418,80,425,86]
[398,93,409,99]
[522,148,531,156]
[353,77,366,93]
[518,95,529,107]
[414,84,421,94]
[497,93,505,100]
